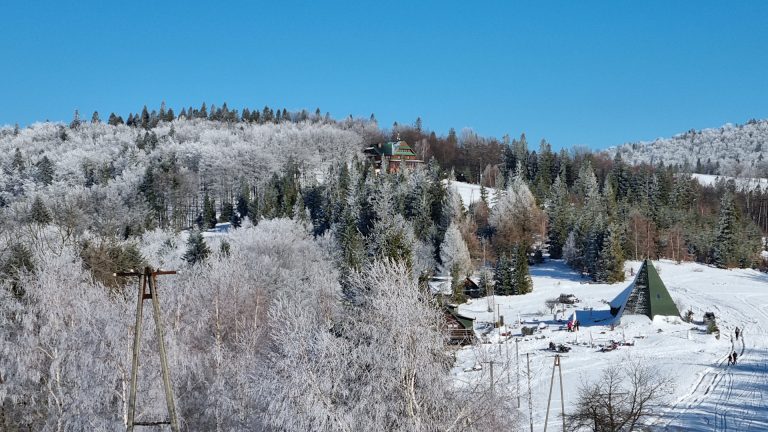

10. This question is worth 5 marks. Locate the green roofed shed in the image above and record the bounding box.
[609,259,680,321]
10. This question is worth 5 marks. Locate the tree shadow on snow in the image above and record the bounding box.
[529,259,584,283]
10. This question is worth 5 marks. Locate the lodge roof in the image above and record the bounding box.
[366,140,418,157]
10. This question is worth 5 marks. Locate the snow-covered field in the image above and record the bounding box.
[691,173,768,192]
[446,180,497,208]
[453,260,768,431]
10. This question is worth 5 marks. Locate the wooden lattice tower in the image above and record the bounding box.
[116,267,180,432]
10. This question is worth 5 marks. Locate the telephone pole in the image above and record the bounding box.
[543,355,566,432]
[527,353,533,432]
[481,361,496,394]
[515,338,521,408]
[117,267,180,432]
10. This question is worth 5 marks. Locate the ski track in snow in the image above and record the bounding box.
[654,284,768,431]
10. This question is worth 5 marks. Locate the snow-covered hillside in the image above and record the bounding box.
[608,120,768,177]
[691,173,768,192]
[446,180,497,209]
[454,260,768,431]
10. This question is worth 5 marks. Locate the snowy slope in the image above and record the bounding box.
[691,173,768,192]
[452,260,768,431]
[446,180,497,209]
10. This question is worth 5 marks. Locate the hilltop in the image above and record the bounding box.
[608,119,768,177]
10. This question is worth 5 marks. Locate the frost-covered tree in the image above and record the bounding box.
[0,244,131,431]
[489,173,545,254]
[563,230,581,269]
[438,222,472,279]
[263,259,516,431]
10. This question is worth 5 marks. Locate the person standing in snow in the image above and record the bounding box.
[735,326,740,341]
[732,351,738,365]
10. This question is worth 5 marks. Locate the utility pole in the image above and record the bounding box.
[481,361,496,394]
[543,355,566,432]
[505,337,510,384]
[527,353,533,432]
[117,267,180,432]
[515,338,521,408]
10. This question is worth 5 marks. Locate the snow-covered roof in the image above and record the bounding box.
[428,276,452,295]
[609,282,635,310]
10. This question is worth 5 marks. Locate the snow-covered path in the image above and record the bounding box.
[658,284,768,431]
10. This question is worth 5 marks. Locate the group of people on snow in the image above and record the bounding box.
[727,326,741,366]
[566,319,580,332]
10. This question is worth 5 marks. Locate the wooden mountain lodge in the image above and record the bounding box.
[445,305,476,345]
[364,140,423,173]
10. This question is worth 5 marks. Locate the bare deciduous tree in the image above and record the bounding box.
[568,356,674,431]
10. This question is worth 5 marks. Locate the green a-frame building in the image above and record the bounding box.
[610,259,681,321]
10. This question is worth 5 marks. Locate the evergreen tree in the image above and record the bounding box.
[247,188,261,224]
[713,193,738,268]
[584,223,604,280]
[236,185,250,220]
[219,240,231,257]
[477,268,492,297]
[546,175,569,259]
[202,193,217,229]
[229,207,242,228]
[2,242,34,298]
[140,105,150,129]
[36,156,54,185]
[69,109,81,129]
[597,223,625,283]
[510,243,533,295]
[182,230,211,265]
[610,153,631,201]
[12,148,25,174]
[91,111,101,124]
[493,254,513,296]
[219,200,234,223]
[337,210,366,285]
[29,196,51,225]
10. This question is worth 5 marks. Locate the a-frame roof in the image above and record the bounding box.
[609,260,680,321]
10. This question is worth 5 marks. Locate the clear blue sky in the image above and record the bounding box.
[2,1,767,150]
